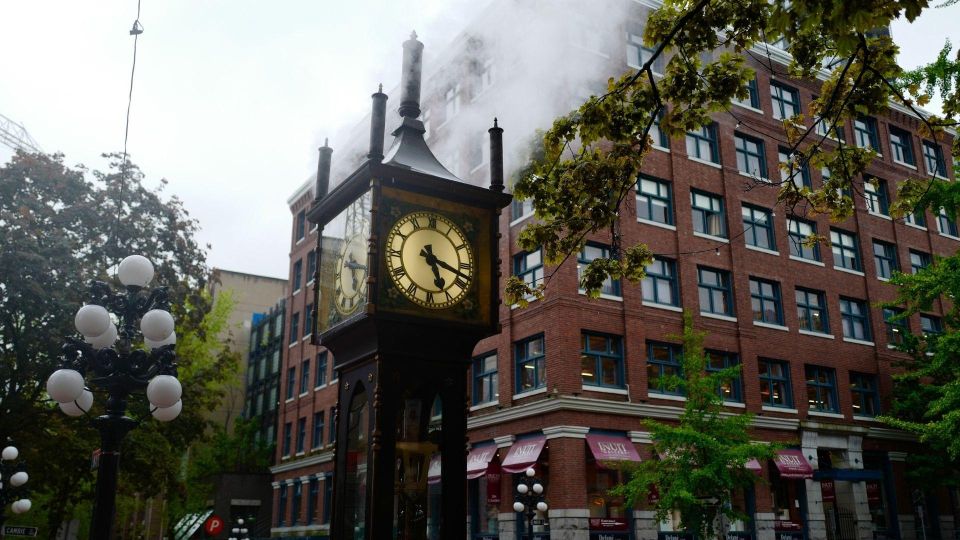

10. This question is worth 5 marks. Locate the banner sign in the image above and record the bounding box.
[590,518,628,531]
[821,479,836,503]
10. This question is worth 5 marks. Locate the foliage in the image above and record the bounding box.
[613,313,776,539]
[0,150,231,537]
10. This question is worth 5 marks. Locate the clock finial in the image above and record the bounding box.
[369,84,388,161]
[398,31,424,119]
[315,139,333,201]
[488,118,504,193]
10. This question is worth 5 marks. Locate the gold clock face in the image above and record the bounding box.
[334,233,368,315]
[385,211,475,309]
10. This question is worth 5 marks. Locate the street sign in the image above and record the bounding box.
[203,514,224,536]
[2,526,39,537]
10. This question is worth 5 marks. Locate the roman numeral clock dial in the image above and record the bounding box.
[385,211,475,309]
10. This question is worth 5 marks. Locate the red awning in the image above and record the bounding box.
[466,444,498,479]
[427,454,442,485]
[746,458,762,476]
[773,449,814,479]
[585,433,641,467]
[501,435,546,474]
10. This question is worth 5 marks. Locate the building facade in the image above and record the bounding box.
[272,2,958,539]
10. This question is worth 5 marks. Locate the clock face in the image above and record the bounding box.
[334,232,367,315]
[385,211,475,309]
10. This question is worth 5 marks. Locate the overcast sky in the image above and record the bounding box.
[1,1,957,280]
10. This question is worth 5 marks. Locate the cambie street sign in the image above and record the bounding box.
[3,525,39,537]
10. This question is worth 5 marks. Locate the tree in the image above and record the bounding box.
[0,150,234,537]
[613,313,776,539]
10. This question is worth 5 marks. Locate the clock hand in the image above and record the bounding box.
[434,258,471,280]
[418,245,445,289]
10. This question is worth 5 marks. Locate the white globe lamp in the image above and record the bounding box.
[10,471,28,487]
[513,502,525,513]
[147,375,182,408]
[75,304,111,337]
[152,399,182,422]
[145,331,177,350]
[141,309,175,341]
[86,323,118,349]
[525,467,535,477]
[517,483,528,494]
[2,446,19,461]
[118,255,154,287]
[47,369,85,403]
[59,389,94,417]
[536,501,548,512]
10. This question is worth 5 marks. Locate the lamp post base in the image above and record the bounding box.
[90,411,137,539]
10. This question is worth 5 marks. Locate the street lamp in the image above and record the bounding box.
[512,467,548,540]
[0,443,31,528]
[228,517,250,540]
[48,255,183,539]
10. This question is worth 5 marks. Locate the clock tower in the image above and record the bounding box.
[307,32,511,540]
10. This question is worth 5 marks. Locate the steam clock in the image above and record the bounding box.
[307,33,511,540]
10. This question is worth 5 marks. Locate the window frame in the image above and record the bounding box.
[296,210,306,241]
[840,297,872,341]
[691,189,727,238]
[889,126,916,166]
[316,352,328,387]
[830,229,862,272]
[779,147,811,188]
[472,351,499,405]
[735,133,767,178]
[883,307,908,346]
[642,257,680,307]
[685,124,720,164]
[733,77,761,109]
[758,358,793,408]
[286,366,296,400]
[923,140,947,177]
[626,32,665,75]
[854,117,880,152]
[697,266,734,317]
[750,277,784,325]
[787,217,820,261]
[742,204,776,251]
[850,372,881,417]
[293,259,303,292]
[864,178,890,216]
[581,332,626,389]
[805,365,839,413]
[705,350,742,402]
[515,334,546,393]
[636,176,674,225]
[647,341,684,396]
[795,288,829,334]
[299,358,311,395]
[578,243,621,297]
[513,248,544,289]
[289,312,299,343]
[872,240,899,279]
[938,209,959,237]
[312,410,325,448]
[910,250,932,274]
[770,82,800,120]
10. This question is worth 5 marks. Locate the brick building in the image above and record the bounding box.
[270,1,958,539]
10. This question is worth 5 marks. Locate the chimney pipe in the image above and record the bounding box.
[369,84,388,161]
[398,31,424,119]
[488,118,504,192]
[315,138,333,201]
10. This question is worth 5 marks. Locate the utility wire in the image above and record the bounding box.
[113,0,144,259]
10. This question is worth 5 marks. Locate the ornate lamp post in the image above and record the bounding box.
[228,517,250,540]
[0,443,31,528]
[512,467,548,540]
[46,255,183,539]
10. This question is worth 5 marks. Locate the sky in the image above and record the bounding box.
[1,1,958,280]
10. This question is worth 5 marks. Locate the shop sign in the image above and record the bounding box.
[589,518,628,531]
[726,532,754,540]
[590,532,629,540]
[866,480,882,504]
[774,533,804,540]
[820,479,836,503]
[486,469,501,505]
[476,535,499,540]
[657,532,695,540]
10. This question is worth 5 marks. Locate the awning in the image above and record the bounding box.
[501,435,546,473]
[427,454,442,485]
[467,444,498,479]
[746,458,762,476]
[773,449,814,479]
[586,433,641,467]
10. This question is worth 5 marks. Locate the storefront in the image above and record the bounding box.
[501,435,549,540]
[468,443,502,540]
[584,432,641,540]
[769,449,814,540]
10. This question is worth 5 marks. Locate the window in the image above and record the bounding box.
[805,365,839,412]
[472,352,499,405]
[787,218,820,261]
[286,367,296,400]
[626,32,665,74]
[445,84,461,120]
[578,243,620,297]
[735,133,767,177]
[647,341,683,395]
[304,304,313,337]
[581,333,624,388]
[706,350,742,402]
[830,229,862,271]
[308,478,319,524]
[779,148,811,188]
[312,411,325,448]
[278,483,289,526]
[905,209,927,228]
[296,417,306,453]
[910,250,932,274]
[300,358,311,394]
[296,210,306,241]
[850,373,880,417]
[770,82,800,120]
[323,474,333,524]
[733,77,760,109]
[515,335,546,393]
[691,190,727,238]
[840,297,872,341]
[477,58,494,94]
[306,249,317,283]
[923,140,947,177]
[883,307,908,346]
[293,259,303,291]
[282,422,292,456]
[759,359,792,407]
[854,117,880,151]
[814,115,845,141]
[289,312,299,343]
[512,198,533,221]
[642,257,679,306]
[872,240,899,279]
[292,481,302,524]
[329,406,337,443]
[514,249,544,289]
[742,205,776,251]
[650,109,669,148]
[698,267,734,316]
[796,288,829,334]
[938,209,959,237]
[921,315,944,337]
[316,352,328,387]
[889,126,915,166]
[637,176,673,225]
[750,277,783,325]
[686,124,719,163]
[864,178,890,216]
